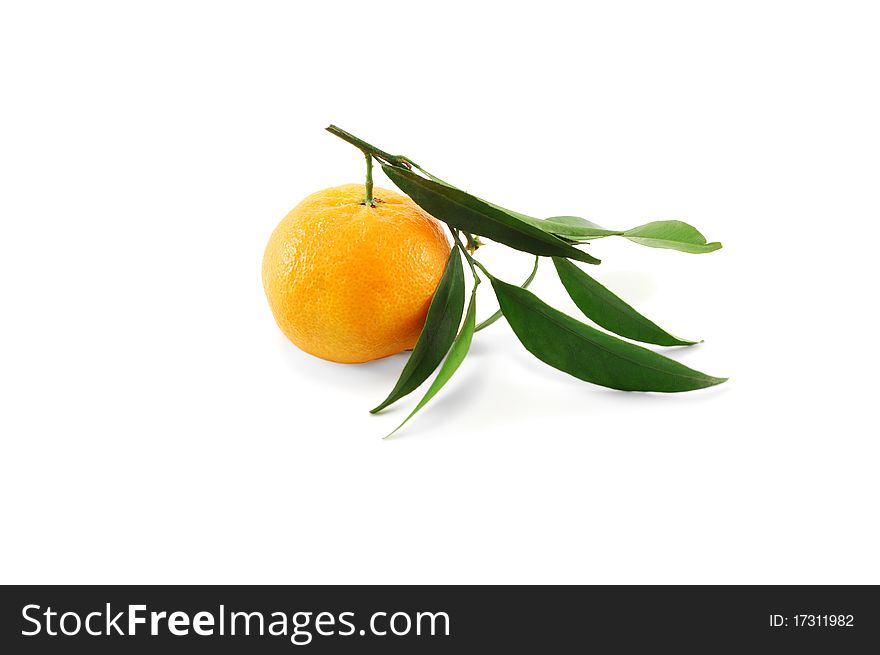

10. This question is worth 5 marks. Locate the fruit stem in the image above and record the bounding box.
[325,125,411,169]
[364,152,374,207]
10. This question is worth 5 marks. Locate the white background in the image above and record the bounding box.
[2,1,878,584]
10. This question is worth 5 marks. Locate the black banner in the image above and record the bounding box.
[1,585,877,653]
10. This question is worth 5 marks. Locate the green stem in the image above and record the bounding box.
[474,256,539,332]
[326,125,411,169]
[472,258,493,279]
[364,152,374,206]
[451,229,480,286]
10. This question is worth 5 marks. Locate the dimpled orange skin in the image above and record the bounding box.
[262,184,451,364]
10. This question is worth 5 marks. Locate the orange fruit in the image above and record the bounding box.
[262,183,451,363]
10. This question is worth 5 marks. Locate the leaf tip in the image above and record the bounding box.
[576,252,602,265]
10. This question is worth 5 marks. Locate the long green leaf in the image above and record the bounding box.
[624,220,722,253]
[531,215,722,253]
[388,164,719,254]
[371,246,466,413]
[382,164,601,265]
[553,257,697,346]
[474,256,539,332]
[385,288,477,438]
[491,277,726,392]
[531,215,624,239]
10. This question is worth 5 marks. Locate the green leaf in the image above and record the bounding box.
[382,164,601,265]
[474,255,539,332]
[531,215,624,240]
[553,257,697,346]
[491,276,726,392]
[528,215,722,253]
[623,220,722,253]
[387,163,720,254]
[546,215,607,230]
[371,246,466,413]
[385,287,478,438]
